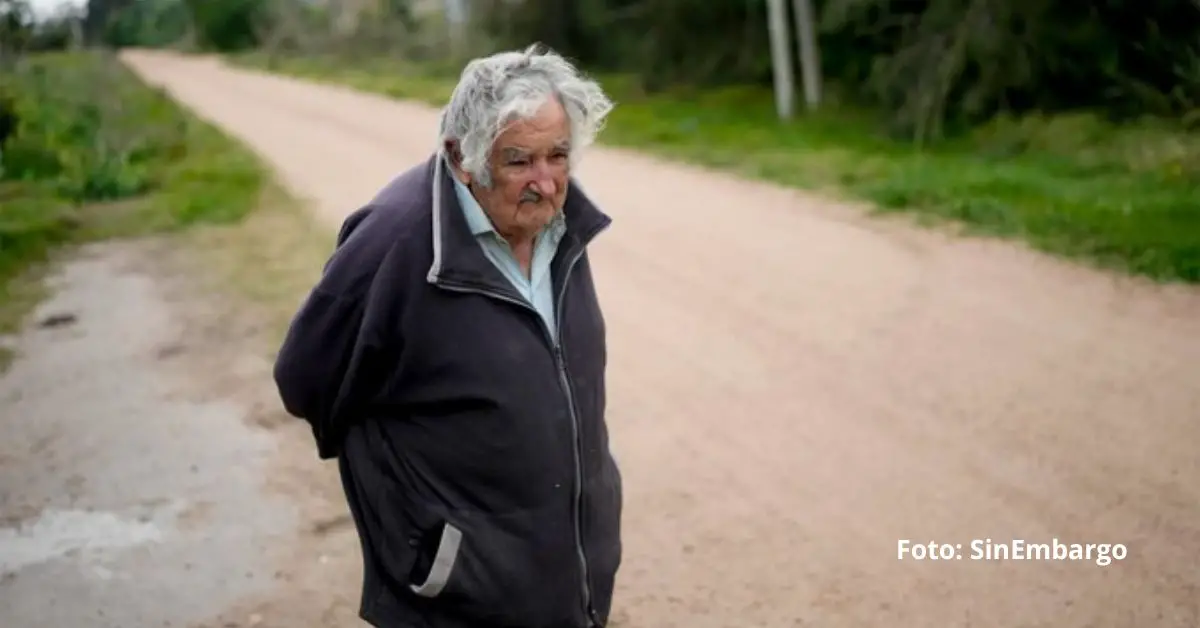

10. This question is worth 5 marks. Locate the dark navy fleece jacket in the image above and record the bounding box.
[272,154,623,628]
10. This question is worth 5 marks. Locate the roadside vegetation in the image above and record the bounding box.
[9,0,1200,284]
[230,52,1200,283]
[0,50,266,369]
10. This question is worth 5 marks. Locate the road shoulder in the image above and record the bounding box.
[0,193,365,628]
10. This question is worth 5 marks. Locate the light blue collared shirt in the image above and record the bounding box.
[452,178,567,342]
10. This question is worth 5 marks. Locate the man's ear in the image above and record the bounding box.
[443,140,471,185]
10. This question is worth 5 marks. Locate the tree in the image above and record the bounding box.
[1,0,34,62]
[183,0,268,51]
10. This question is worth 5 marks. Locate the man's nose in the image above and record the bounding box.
[529,161,559,196]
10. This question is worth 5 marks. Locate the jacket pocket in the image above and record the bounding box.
[409,502,581,626]
[408,521,464,598]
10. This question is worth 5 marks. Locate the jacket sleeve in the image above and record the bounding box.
[272,207,378,458]
[274,292,364,418]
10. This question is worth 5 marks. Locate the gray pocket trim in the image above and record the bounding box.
[409,522,463,598]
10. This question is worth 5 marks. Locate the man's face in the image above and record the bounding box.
[461,99,571,241]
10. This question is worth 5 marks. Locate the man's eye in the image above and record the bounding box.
[508,159,529,167]
[550,153,568,161]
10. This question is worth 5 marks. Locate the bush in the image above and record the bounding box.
[0,50,260,289]
[2,52,189,199]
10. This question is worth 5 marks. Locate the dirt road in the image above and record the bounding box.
[17,49,1200,627]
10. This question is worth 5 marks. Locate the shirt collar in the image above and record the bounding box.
[452,176,497,236]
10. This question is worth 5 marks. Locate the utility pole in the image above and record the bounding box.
[765,0,795,120]
[791,0,822,110]
[444,0,467,60]
[70,11,84,50]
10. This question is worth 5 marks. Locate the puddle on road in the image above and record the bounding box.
[0,507,171,576]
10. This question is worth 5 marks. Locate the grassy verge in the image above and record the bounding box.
[229,52,1200,284]
[0,51,267,370]
[178,181,332,344]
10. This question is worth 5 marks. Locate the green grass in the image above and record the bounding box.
[0,51,266,368]
[229,51,1200,284]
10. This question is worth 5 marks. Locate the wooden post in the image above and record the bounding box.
[766,0,795,120]
[791,0,822,110]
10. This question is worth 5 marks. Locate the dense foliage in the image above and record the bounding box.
[24,0,1195,142]
[0,52,261,287]
[1,53,188,200]
[4,0,1196,282]
[476,0,1200,141]
[95,0,269,50]
[2,54,161,282]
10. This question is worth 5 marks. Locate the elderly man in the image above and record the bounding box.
[272,45,623,628]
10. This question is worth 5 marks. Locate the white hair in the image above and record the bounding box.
[438,44,614,187]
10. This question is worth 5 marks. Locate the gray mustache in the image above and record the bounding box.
[519,188,544,204]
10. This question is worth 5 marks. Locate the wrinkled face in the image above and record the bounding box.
[455,98,571,241]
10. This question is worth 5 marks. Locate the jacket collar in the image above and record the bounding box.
[425,152,612,294]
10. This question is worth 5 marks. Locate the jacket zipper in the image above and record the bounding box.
[552,246,596,627]
[437,244,597,626]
